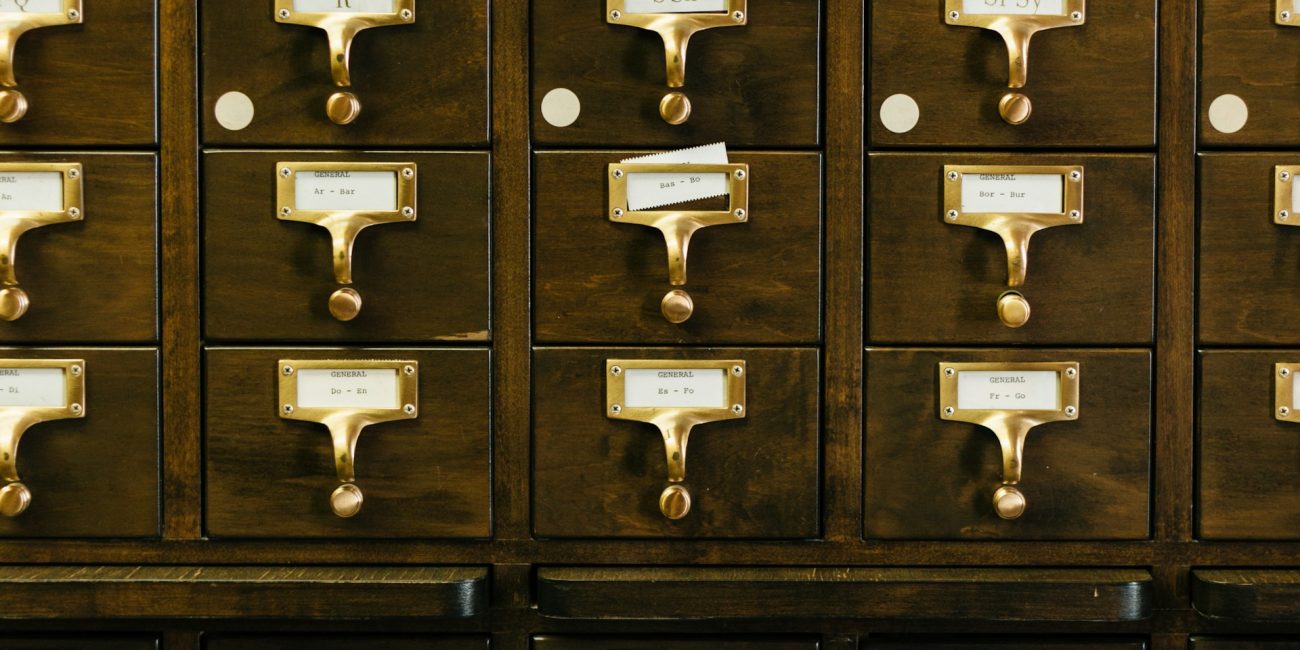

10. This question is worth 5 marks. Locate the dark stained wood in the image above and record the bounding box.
[533,347,819,539]
[865,640,1146,649]
[536,568,1153,622]
[200,2,488,146]
[208,635,488,650]
[1201,0,1300,146]
[864,349,1151,540]
[0,0,155,146]
[1197,350,1300,540]
[0,566,486,619]
[1193,570,1300,622]
[203,151,489,342]
[534,152,821,344]
[870,2,1155,148]
[0,638,155,649]
[867,153,1155,345]
[0,153,156,343]
[1198,154,1300,345]
[205,348,490,538]
[1191,640,1300,650]
[534,637,819,650]
[531,0,820,147]
[0,347,157,538]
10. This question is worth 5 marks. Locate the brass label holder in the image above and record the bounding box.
[943,164,1083,329]
[944,0,1084,124]
[0,163,83,322]
[938,361,1079,520]
[0,358,85,518]
[274,0,416,125]
[278,359,418,518]
[1278,0,1299,25]
[1274,363,1300,423]
[606,0,747,125]
[608,162,749,324]
[606,359,746,520]
[1273,166,1300,227]
[0,0,81,123]
[276,161,417,322]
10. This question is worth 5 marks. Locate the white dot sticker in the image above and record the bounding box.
[214,91,255,131]
[1208,94,1248,134]
[541,88,581,128]
[880,94,920,134]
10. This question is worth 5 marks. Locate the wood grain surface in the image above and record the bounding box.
[1194,570,1300,622]
[534,638,818,650]
[208,635,488,650]
[1201,0,1300,146]
[205,348,490,539]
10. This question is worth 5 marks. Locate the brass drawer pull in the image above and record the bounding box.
[0,359,85,518]
[0,163,84,322]
[0,0,82,123]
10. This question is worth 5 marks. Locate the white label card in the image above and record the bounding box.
[956,370,1059,411]
[295,171,397,212]
[961,0,1066,15]
[0,172,63,212]
[622,143,730,211]
[296,368,400,409]
[0,0,65,13]
[1294,0,1300,15]
[0,368,66,408]
[1291,177,1300,217]
[624,368,727,408]
[625,0,727,13]
[292,0,397,13]
[960,173,1064,214]
[1292,371,1300,413]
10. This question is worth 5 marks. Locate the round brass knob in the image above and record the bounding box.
[998,92,1032,125]
[326,91,362,125]
[997,291,1031,328]
[0,482,31,518]
[660,289,694,324]
[993,485,1026,520]
[659,91,692,126]
[0,287,29,322]
[330,483,364,518]
[659,484,691,520]
[328,288,362,322]
[0,90,28,124]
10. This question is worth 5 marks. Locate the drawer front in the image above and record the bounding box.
[205,348,490,538]
[534,151,821,345]
[531,0,820,147]
[203,151,489,343]
[0,153,157,343]
[534,637,820,650]
[1199,153,1300,345]
[0,637,155,650]
[1192,641,1300,650]
[533,347,819,539]
[208,635,488,650]
[0,0,155,146]
[865,348,1151,540]
[201,2,488,146]
[1202,0,1300,145]
[868,154,1155,345]
[1198,351,1300,540]
[0,348,158,538]
[867,641,1146,650]
[870,3,1155,147]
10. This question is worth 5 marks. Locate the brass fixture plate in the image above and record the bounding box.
[0,358,86,483]
[1273,165,1300,226]
[608,162,749,286]
[1279,0,1299,26]
[606,0,747,88]
[0,163,84,308]
[0,0,82,88]
[944,0,1085,89]
[939,361,1080,428]
[277,359,418,428]
[1275,363,1300,423]
[274,0,415,87]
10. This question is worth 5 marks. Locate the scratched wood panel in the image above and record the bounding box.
[0,0,155,146]
[205,348,490,539]
[864,348,1151,540]
[200,1,487,146]
[203,151,489,343]
[531,0,820,147]
[870,2,1155,147]
[0,348,158,539]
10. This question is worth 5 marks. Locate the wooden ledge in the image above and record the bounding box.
[1193,569,1300,622]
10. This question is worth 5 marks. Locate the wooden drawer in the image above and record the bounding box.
[867,153,1155,345]
[870,2,1155,147]
[0,0,155,146]
[1198,350,1300,539]
[867,640,1146,650]
[1193,570,1300,622]
[1199,153,1300,345]
[205,347,490,538]
[203,151,489,343]
[201,2,488,146]
[0,153,156,343]
[1202,0,1300,145]
[0,348,158,538]
[534,151,821,345]
[1192,640,1300,650]
[533,347,819,539]
[534,638,819,650]
[208,636,488,650]
[864,348,1151,540]
[0,637,154,649]
[531,0,820,147]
